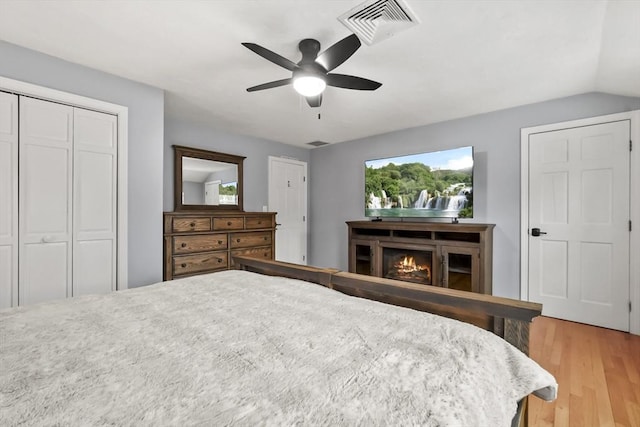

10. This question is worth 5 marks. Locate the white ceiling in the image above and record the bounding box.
[182,157,237,183]
[0,0,638,148]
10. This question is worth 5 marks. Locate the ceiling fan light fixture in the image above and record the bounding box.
[243,33,380,107]
[293,75,326,97]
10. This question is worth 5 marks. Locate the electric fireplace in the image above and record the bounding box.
[383,247,433,285]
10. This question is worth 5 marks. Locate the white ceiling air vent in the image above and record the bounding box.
[338,0,420,46]
[307,140,330,147]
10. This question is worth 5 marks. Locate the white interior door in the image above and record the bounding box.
[268,157,307,264]
[0,91,18,308]
[73,108,117,296]
[527,120,630,331]
[19,97,74,305]
[205,180,220,205]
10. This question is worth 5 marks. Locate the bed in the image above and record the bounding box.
[0,256,556,426]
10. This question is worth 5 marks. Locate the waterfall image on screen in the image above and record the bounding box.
[365,146,473,219]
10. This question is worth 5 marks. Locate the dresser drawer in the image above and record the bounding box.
[213,217,244,230]
[173,234,228,254]
[230,231,272,248]
[173,252,228,276]
[172,217,211,233]
[231,247,272,266]
[245,215,273,229]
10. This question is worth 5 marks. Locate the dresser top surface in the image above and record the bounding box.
[164,211,276,217]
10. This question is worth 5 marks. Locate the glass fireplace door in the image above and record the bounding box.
[382,245,435,286]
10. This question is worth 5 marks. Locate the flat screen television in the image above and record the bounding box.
[365,146,473,219]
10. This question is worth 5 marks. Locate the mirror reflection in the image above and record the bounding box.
[182,157,238,206]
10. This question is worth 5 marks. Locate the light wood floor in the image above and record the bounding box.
[528,316,640,427]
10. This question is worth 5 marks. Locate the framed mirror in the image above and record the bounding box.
[174,145,245,211]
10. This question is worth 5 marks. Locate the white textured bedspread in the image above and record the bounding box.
[1,270,556,426]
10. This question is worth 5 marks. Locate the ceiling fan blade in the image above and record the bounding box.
[306,93,322,108]
[326,73,382,91]
[246,78,293,92]
[242,42,299,71]
[315,34,361,72]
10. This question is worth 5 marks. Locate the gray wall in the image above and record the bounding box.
[309,92,640,299]
[5,38,637,298]
[164,119,310,212]
[207,168,236,184]
[183,181,205,205]
[0,41,165,288]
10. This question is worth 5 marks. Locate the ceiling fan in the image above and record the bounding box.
[242,34,382,108]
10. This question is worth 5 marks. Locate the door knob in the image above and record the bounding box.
[531,228,547,237]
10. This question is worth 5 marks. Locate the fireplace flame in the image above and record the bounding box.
[399,256,418,272]
[391,255,431,282]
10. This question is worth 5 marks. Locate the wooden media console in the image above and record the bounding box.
[347,221,495,295]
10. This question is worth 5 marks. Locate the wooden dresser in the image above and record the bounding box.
[163,211,276,280]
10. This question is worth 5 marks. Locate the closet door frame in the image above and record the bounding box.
[0,92,18,309]
[0,76,128,306]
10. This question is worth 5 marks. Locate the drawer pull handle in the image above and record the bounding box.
[237,238,241,243]
[218,240,223,245]
[227,221,232,226]
[181,243,187,248]
[264,253,268,257]
[263,237,267,241]
[190,222,195,227]
[181,263,187,268]
[257,221,262,225]
[217,258,222,263]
